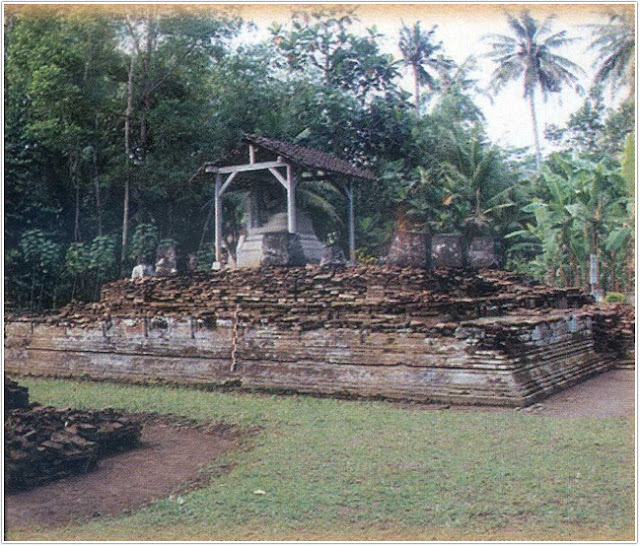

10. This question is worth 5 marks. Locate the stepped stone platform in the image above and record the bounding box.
[4,266,634,407]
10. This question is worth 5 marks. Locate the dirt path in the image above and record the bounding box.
[5,420,243,530]
[4,368,634,531]
[521,367,635,418]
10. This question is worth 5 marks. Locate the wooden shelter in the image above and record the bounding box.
[194,134,376,266]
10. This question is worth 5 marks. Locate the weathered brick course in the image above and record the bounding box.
[4,266,633,406]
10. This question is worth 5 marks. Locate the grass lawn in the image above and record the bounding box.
[7,378,635,541]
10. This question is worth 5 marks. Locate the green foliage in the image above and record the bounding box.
[88,235,118,278]
[588,10,635,93]
[545,87,634,159]
[271,10,399,104]
[196,248,214,271]
[62,235,118,300]
[19,229,61,273]
[354,248,379,265]
[6,229,63,310]
[604,292,626,303]
[131,223,159,263]
[621,133,635,195]
[506,153,633,290]
[64,242,91,277]
[3,6,635,310]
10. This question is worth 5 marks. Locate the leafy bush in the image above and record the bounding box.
[130,223,159,264]
[604,292,626,303]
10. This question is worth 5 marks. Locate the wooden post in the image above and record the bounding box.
[286,166,297,234]
[214,173,222,267]
[347,180,355,263]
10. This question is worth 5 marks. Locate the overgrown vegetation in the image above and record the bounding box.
[9,378,635,541]
[4,5,635,310]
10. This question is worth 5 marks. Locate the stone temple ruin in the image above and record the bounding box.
[5,266,633,407]
[4,136,634,407]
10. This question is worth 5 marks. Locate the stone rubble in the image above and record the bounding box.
[4,266,634,407]
[48,266,594,334]
[5,374,29,410]
[5,379,142,491]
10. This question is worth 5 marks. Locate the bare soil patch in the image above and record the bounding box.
[388,367,635,417]
[527,367,635,418]
[449,367,635,417]
[4,415,245,530]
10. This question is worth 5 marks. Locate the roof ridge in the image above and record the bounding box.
[242,133,375,181]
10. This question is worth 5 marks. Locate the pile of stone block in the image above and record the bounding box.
[4,268,634,407]
[5,398,142,491]
[589,303,635,361]
[387,233,501,269]
[49,266,593,335]
[5,374,29,410]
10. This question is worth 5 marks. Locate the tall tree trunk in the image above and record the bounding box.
[74,185,81,242]
[70,156,81,242]
[92,142,103,237]
[413,64,421,115]
[528,90,542,170]
[121,51,136,269]
[139,14,155,159]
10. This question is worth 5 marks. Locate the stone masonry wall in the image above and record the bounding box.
[4,267,629,407]
[5,309,614,407]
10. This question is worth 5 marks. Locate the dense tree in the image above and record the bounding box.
[508,154,632,291]
[485,11,584,169]
[398,21,454,114]
[545,85,634,159]
[271,10,399,105]
[116,7,242,271]
[3,6,635,310]
[588,10,635,95]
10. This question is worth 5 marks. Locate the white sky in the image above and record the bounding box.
[230,2,634,153]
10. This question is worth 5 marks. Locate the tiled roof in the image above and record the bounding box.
[204,134,376,181]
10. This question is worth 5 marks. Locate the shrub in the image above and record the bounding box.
[604,292,627,303]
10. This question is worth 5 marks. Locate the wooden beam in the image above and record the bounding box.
[249,144,256,164]
[347,180,355,264]
[214,173,223,266]
[287,166,297,234]
[205,160,287,175]
[219,171,238,196]
[268,167,288,189]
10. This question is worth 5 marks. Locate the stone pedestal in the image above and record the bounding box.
[468,237,500,268]
[431,234,465,268]
[387,231,431,268]
[320,244,347,266]
[261,232,306,267]
[236,212,324,268]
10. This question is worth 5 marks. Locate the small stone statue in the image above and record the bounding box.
[187,253,198,272]
[320,244,347,266]
[131,261,155,280]
[155,243,178,276]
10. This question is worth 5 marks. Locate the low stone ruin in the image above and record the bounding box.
[5,375,29,410]
[5,377,142,491]
[63,266,592,329]
[4,266,634,407]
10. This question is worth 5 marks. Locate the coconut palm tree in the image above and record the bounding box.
[485,11,584,169]
[398,21,454,114]
[588,10,635,95]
